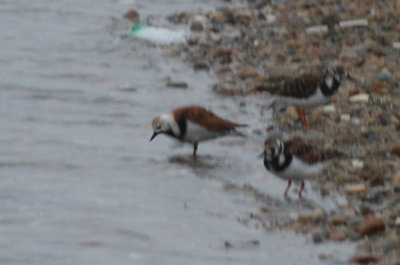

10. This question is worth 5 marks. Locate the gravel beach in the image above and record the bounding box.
[162,0,400,263]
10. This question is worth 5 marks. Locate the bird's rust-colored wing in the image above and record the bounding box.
[173,106,245,131]
[258,73,321,98]
[286,137,342,163]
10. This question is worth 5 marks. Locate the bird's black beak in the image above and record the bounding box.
[149,132,158,142]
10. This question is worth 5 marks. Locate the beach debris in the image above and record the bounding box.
[123,24,186,45]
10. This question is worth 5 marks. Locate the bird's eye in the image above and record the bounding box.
[156,125,162,130]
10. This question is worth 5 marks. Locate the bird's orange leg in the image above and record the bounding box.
[284,180,292,197]
[298,181,305,199]
[295,107,309,127]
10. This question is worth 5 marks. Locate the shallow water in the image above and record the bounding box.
[0,0,354,264]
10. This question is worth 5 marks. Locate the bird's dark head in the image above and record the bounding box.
[263,136,284,162]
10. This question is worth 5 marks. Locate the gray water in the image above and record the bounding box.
[0,0,354,264]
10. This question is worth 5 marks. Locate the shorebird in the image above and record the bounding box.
[257,66,352,127]
[262,135,342,198]
[150,105,246,159]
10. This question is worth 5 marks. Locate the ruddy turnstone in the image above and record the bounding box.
[263,136,342,198]
[257,66,352,127]
[150,105,246,159]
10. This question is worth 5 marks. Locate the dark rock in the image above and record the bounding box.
[124,9,140,24]
[312,230,328,243]
[357,216,386,236]
[351,254,379,264]
[166,80,189,89]
[391,145,400,158]
[190,21,204,32]
[193,61,209,71]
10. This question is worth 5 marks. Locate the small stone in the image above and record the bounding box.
[391,145,400,157]
[306,25,328,34]
[260,206,269,213]
[357,216,385,236]
[351,254,379,264]
[341,114,351,121]
[393,42,400,49]
[351,159,364,169]
[124,9,140,24]
[190,21,204,32]
[395,217,400,226]
[330,231,346,241]
[318,253,333,260]
[348,217,364,227]
[370,80,390,94]
[312,231,327,243]
[339,19,368,28]
[330,216,349,225]
[351,118,361,125]
[297,213,312,223]
[349,93,369,103]
[389,115,400,125]
[224,240,233,248]
[313,209,325,219]
[166,80,188,89]
[323,104,336,113]
[392,172,400,183]
[345,183,367,194]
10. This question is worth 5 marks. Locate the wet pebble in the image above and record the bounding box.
[350,254,379,264]
[312,230,329,244]
[345,183,367,194]
[339,19,368,28]
[391,145,400,158]
[357,216,385,236]
[330,215,349,225]
[190,21,204,32]
[349,93,369,103]
[330,231,346,241]
[323,104,336,113]
[351,160,364,169]
[392,172,400,183]
[166,79,189,89]
[124,9,140,23]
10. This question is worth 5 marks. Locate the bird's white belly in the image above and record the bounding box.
[182,121,222,143]
[273,157,329,181]
[275,87,331,108]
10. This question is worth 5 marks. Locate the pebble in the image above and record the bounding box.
[312,230,328,243]
[395,217,400,226]
[313,209,325,219]
[392,172,400,183]
[166,80,189,89]
[330,216,349,225]
[124,9,140,23]
[351,159,364,169]
[351,254,379,264]
[323,104,336,113]
[330,231,346,241]
[339,19,368,28]
[305,25,328,34]
[357,216,385,236]
[297,213,312,223]
[190,21,204,32]
[340,114,351,121]
[393,42,400,49]
[369,80,390,94]
[391,145,400,157]
[349,93,369,103]
[345,183,367,194]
